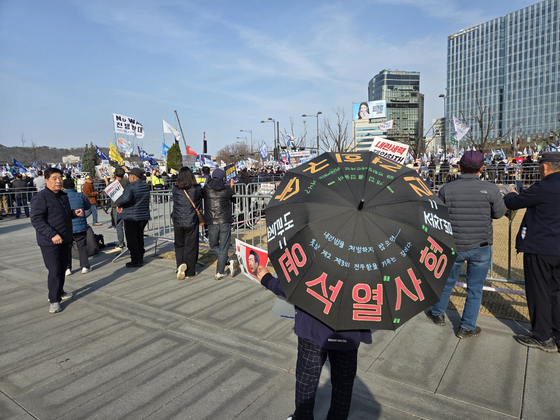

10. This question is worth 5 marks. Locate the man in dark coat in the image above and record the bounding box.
[427,151,506,338]
[31,168,85,313]
[116,168,151,267]
[11,173,30,218]
[203,168,235,280]
[504,152,560,352]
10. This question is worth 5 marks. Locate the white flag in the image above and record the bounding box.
[452,116,470,141]
[113,113,144,138]
[377,119,394,131]
[162,119,181,140]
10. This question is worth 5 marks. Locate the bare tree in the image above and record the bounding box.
[459,92,521,153]
[215,142,251,165]
[321,107,350,152]
[280,117,307,150]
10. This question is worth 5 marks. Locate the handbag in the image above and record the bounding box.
[184,190,204,226]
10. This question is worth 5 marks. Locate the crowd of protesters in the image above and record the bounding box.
[4,150,560,419]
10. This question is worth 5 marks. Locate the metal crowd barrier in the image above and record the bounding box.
[142,183,526,286]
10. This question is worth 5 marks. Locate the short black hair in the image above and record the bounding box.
[460,163,483,174]
[45,168,63,179]
[249,250,260,264]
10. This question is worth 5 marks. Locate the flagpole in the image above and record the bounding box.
[174,110,188,153]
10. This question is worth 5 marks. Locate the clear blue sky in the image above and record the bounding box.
[0,0,539,157]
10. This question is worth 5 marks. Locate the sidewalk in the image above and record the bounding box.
[1,212,559,420]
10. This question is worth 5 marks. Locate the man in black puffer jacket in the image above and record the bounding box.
[31,168,85,314]
[204,168,235,280]
[116,168,151,268]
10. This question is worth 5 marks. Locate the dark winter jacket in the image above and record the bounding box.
[504,171,560,256]
[115,179,151,221]
[65,188,91,233]
[203,179,235,225]
[11,179,29,198]
[261,273,372,350]
[30,188,75,246]
[438,174,506,252]
[172,184,203,228]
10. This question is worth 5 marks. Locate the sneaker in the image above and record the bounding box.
[65,268,72,276]
[185,272,199,279]
[516,334,558,353]
[126,262,143,268]
[457,326,481,339]
[93,222,102,226]
[61,292,73,302]
[177,263,187,280]
[49,302,61,314]
[215,273,227,281]
[286,415,294,420]
[426,310,446,326]
[82,267,92,274]
[230,259,240,276]
[107,225,115,230]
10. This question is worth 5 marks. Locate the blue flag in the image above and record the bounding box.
[95,145,109,161]
[162,142,170,156]
[259,142,267,159]
[13,158,27,172]
[137,146,158,167]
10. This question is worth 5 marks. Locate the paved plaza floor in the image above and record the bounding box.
[1,213,559,419]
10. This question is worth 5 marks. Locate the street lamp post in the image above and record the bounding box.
[439,94,446,157]
[261,118,277,159]
[302,112,322,155]
[240,129,253,153]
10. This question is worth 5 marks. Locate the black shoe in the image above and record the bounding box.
[457,326,481,339]
[126,262,143,268]
[426,310,446,326]
[516,334,558,353]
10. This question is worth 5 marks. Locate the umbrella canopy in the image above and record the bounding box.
[266,152,457,331]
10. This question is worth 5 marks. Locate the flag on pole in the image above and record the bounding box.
[32,159,38,169]
[113,113,144,138]
[95,145,110,161]
[186,145,197,156]
[162,142,170,157]
[116,138,133,154]
[377,119,394,131]
[259,142,268,159]
[162,119,181,140]
[137,146,158,167]
[452,116,470,141]
[110,143,124,166]
[13,158,27,172]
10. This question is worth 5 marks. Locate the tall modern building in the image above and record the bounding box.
[447,0,560,147]
[368,70,424,147]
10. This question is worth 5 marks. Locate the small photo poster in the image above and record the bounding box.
[235,239,269,283]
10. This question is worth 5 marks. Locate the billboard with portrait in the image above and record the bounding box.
[352,100,387,120]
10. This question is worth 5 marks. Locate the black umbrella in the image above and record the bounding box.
[266,151,457,331]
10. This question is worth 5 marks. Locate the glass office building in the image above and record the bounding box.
[368,70,424,147]
[447,0,560,146]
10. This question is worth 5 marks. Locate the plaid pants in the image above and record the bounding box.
[294,337,358,420]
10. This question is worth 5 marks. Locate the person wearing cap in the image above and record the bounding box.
[115,168,150,267]
[504,152,560,352]
[427,150,507,338]
[203,168,236,280]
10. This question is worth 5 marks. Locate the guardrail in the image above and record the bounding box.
[142,187,525,286]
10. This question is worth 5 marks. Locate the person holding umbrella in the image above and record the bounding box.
[254,264,371,420]
[427,150,507,338]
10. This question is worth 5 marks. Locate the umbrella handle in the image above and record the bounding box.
[358,199,364,210]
